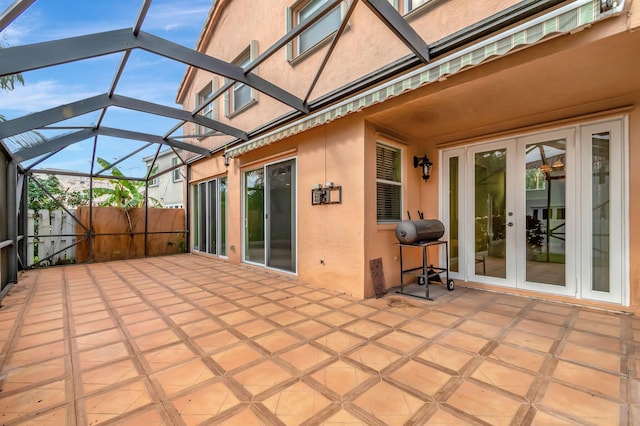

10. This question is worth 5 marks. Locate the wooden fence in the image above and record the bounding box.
[27,207,186,266]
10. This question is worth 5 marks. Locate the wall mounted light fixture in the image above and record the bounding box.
[414,155,433,181]
[223,154,230,168]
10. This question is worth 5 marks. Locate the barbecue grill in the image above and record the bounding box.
[395,219,454,300]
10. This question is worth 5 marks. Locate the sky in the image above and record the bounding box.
[0,0,213,178]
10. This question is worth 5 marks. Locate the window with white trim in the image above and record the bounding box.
[387,0,433,15]
[171,157,182,182]
[287,0,343,60]
[376,142,403,222]
[224,41,258,117]
[147,166,158,187]
[195,79,217,136]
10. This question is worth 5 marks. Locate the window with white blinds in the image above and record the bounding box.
[376,142,402,222]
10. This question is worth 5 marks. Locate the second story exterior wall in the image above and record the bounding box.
[177,0,522,149]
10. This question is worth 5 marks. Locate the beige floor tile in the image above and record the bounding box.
[559,342,621,373]
[82,358,140,394]
[438,330,490,354]
[179,318,223,338]
[171,381,240,424]
[218,309,259,326]
[531,409,576,425]
[374,330,427,354]
[8,341,67,368]
[420,310,461,327]
[320,409,370,425]
[368,311,408,327]
[152,358,216,396]
[233,359,294,396]
[108,406,168,425]
[262,380,332,425]
[83,379,153,425]
[342,319,390,339]
[416,344,474,373]
[169,309,207,325]
[192,329,240,354]
[566,329,621,352]
[235,318,278,338]
[125,318,169,337]
[390,359,454,396]
[132,329,181,352]
[502,329,555,353]
[74,328,125,351]
[352,380,427,425]
[315,330,366,354]
[17,406,69,425]
[78,342,130,371]
[278,343,332,372]
[0,357,67,392]
[347,344,403,372]
[287,319,334,339]
[488,344,548,372]
[446,381,523,426]
[142,342,198,373]
[210,343,265,372]
[13,328,65,350]
[456,319,503,340]
[253,330,302,354]
[552,360,622,399]
[0,379,67,423]
[399,319,447,339]
[470,359,536,397]
[317,311,359,327]
[540,381,621,424]
[311,359,374,395]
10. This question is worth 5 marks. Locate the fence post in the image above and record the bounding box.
[38,209,53,263]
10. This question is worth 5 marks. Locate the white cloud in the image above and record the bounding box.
[143,2,211,33]
[0,80,100,115]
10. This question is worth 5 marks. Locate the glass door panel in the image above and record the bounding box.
[591,132,610,292]
[473,148,508,279]
[219,177,227,257]
[207,180,217,254]
[244,168,265,264]
[523,139,566,286]
[266,159,296,272]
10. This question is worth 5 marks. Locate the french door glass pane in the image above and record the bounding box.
[245,168,265,264]
[207,180,217,254]
[198,183,207,252]
[219,177,227,257]
[449,157,459,272]
[524,140,566,286]
[474,149,507,278]
[592,132,610,292]
[193,185,200,250]
[267,160,295,272]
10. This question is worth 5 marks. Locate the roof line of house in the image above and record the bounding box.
[224,0,621,158]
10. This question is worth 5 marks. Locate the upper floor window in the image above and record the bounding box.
[388,0,432,15]
[195,79,217,137]
[225,41,258,117]
[287,0,343,60]
[147,166,159,187]
[171,157,182,182]
[376,142,403,222]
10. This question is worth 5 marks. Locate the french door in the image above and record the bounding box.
[442,119,626,304]
[243,158,297,273]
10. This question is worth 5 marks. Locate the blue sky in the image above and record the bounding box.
[0,0,212,177]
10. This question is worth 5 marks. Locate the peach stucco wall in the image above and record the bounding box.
[185,1,640,310]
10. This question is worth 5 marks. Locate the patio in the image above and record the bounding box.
[0,254,637,425]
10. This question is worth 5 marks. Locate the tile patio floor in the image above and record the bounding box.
[0,254,638,425]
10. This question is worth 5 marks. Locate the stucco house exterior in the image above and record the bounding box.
[143,149,185,208]
[177,0,640,312]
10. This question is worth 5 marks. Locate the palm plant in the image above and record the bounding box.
[89,157,161,209]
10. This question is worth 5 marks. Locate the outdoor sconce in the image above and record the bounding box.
[311,182,342,205]
[223,154,230,168]
[414,155,433,181]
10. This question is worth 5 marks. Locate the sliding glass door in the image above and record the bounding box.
[244,158,296,273]
[192,177,227,256]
